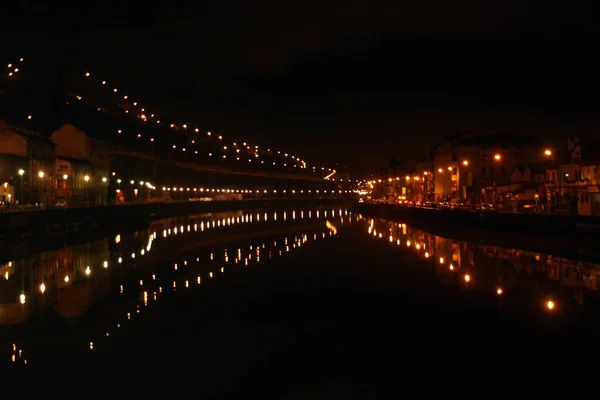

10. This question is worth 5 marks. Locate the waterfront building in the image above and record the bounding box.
[432,133,550,204]
[577,162,600,216]
[543,136,600,215]
[0,119,56,205]
[50,124,110,206]
[495,163,548,211]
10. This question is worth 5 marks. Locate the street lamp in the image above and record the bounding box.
[61,175,69,202]
[84,175,90,205]
[544,149,552,156]
[18,169,25,205]
[446,166,454,201]
[38,171,45,203]
[437,168,447,201]
[459,161,470,201]
[491,154,502,204]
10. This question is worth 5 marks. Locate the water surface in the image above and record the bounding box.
[1,205,599,394]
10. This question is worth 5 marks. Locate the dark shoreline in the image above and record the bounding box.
[351,203,600,263]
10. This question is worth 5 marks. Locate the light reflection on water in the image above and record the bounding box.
[0,206,348,368]
[3,207,600,369]
[0,207,347,322]
[364,215,600,312]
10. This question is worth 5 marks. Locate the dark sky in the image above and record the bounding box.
[2,1,600,174]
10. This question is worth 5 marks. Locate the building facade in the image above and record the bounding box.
[495,164,547,211]
[432,133,550,203]
[544,136,586,213]
[577,162,600,216]
[50,124,110,206]
[0,119,56,205]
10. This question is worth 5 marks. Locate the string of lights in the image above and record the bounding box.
[74,69,334,176]
[50,169,355,205]
[2,57,337,180]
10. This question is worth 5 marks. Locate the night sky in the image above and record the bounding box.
[2,1,600,175]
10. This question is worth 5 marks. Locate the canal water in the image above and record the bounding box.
[1,205,599,395]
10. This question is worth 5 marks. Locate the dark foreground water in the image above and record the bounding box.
[1,205,600,395]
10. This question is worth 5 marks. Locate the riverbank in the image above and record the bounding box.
[0,198,348,262]
[352,203,600,262]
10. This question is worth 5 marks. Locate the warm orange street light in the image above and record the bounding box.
[544,149,552,156]
[447,166,452,171]
[438,168,443,173]
[462,160,469,166]
[494,154,501,161]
